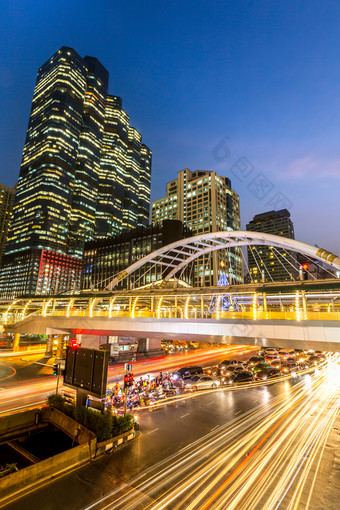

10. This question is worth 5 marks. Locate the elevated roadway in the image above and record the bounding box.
[5,313,340,352]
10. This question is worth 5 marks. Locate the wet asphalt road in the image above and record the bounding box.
[2,376,299,510]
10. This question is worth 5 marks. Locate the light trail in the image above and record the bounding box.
[0,347,253,416]
[84,355,340,510]
[0,362,16,381]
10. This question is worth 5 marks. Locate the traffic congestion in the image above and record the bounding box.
[98,347,330,413]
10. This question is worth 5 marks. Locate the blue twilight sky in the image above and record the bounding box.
[1,1,340,254]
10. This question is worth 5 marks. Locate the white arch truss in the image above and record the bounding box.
[105,231,340,290]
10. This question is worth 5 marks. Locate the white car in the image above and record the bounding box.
[184,375,221,390]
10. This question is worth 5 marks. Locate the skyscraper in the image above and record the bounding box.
[0,46,151,298]
[0,184,15,266]
[151,169,243,286]
[246,209,297,282]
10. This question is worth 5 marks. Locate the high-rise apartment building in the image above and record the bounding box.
[0,46,151,298]
[151,169,243,286]
[246,209,297,282]
[0,184,15,266]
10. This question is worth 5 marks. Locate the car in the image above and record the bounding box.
[219,359,243,367]
[265,354,280,362]
[307,355,321,366]
[279,349,296,359]
[252,362,271,373]
[295,360,310,370]
[184,375,221,390]
[225,370,254,384]
[244,356,263,367]
[222,365,246,376]
[255,368,281,381]
[174,365,204,380]
[264,347,280,354]
[279,362,295,375]
[205,366,228,377]
[269,359,281,368]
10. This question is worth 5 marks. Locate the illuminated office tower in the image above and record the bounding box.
[0,46,151,298]
[0,184,15,266]
[246,209,296,282]
[96,96,152,238]
[151,169,243,286]
[68,56,109,256]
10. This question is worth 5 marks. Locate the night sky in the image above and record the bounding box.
[1,1,340,254]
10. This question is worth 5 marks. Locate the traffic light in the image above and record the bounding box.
[302,263,308,280]
[52,363,59,376]
[128,373,134,387]
[124,374,129,389]
[70,338,78,348]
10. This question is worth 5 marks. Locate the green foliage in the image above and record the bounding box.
[118,414,134,433]
[0,463,18,478]
[47,393,65,410]
[46,395,133,442]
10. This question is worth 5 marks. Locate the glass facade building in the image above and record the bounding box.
[0,184,15,266]
[82,220,191,290]
[246,209,297,282]
[151,169,243,286]
[0,46,151,298]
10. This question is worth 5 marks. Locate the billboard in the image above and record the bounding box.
[63,347,109,398]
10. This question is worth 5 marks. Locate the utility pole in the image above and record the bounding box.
[53,362,61,394]
[123,363,132,415]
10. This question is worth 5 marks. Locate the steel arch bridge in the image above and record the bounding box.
[105,231,340,290]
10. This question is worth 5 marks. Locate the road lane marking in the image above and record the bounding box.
[146,428,159,434]
[0,401,46,415]
[180,413,190,418]
[210,425,219,431]
[206,401,214,405]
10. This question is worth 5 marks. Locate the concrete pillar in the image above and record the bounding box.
[147,338,162,352]
[45,335,54,358]
[76,334,101,349]
[12,333,20,352]
[56,335,64,360]
[76,388,88,408]
[137,337,162,355]
[301,291,307,319]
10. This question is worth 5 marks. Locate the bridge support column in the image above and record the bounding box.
[263,293,267,312]
[44,335,54,358]
[12,333,20,352]
[302,291,307,319]
[137,337,163,358]
[76,334,101,349]
[56,335,64,360]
